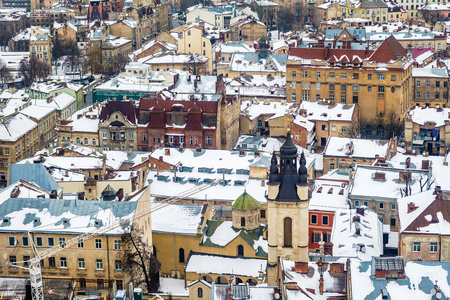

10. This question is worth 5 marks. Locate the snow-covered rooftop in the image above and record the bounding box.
[309,178,350,212]
[407,106,450,127]
[324,137,391,159]
[0,113,37,142]
[185,253,267,278]
[300,101,356,122]
[331,207,383,260]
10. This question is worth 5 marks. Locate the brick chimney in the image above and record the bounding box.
[406,157,411,168]
[159,156,163,161]
[329,263,345,274]
[422,160,430,170]
[294,262,309,274]
[407,202,418,213]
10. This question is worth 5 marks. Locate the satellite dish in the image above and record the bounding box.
[275,293,280,299]
[430,289,436,295]
[436,292,442,299]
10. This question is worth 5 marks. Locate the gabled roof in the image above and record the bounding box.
[369,35,407,63]
[10,162,61,193]
[99,100,137,124]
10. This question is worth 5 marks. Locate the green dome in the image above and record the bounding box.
[232,192,261,210]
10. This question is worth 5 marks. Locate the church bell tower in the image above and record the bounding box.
[267,132,310,286]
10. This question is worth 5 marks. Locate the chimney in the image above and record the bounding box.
[433,186,442,195]
[77,192,85,200]
[196,145,201,152]
[324,242,333,255]
[254,150,260,156]
[10,186,20,198]
[406,157,411,168]
[329,263,345,274]
[300,109,307,117]
[294,262,309,274]
[407,202,418,213]
[50,190,57,199]
[165,148,170,156]
[159,156,163,161]
[355,228,361,236]
[422,160,430,170]
[399,171,411,182]
[261,180,265,186]
[356,207,365,216]
[353,216,361,223]
[239,149,245,156]
[374,172,386,181]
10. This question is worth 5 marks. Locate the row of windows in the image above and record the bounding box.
[61,137,97,145]
[8,236,121,250]
[291,71,395,81]
[416,80,447,88]
[8,255,122,271]
[310,214,329,225]
[415,91,447,99]
[413,241,438,253]
[354,200,396,210]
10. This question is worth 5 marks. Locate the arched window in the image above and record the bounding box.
[62,137,66,141]
[197,287,203,298]
[179,248,185,263]
[284,217,292,247]
[76,137,80,144]
[84,138,88,145]
[241,217,245,227]
[92,139,96,146]
[365,125,372,137]
[238,245,244,256]
[376,125,384,137]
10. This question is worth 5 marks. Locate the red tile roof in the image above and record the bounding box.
[99,101,138,124]
[369,35,407,63]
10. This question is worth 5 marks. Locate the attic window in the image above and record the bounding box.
[328,188,333,194]
[234,180,246,186]
[3,218,9,223]
[236,169,249,175]
[317,187,323,193]
[203,178,214,184]
[339,189,344,195]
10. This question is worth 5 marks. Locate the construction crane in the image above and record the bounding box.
[5,178,223,300]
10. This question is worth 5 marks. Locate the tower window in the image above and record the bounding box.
[241,217,245,227]
[284,217,292,247]
[237,245,244,256]
[179,248,185,263]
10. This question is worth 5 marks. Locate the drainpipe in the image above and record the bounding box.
[174,232,177,278]
[107,235,111,291]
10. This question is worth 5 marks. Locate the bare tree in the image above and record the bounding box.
[0,62,12,88]
[185,54,207,76]
[84,48,103,75]
[19,56,50,86]
[419,8,440,25]
[121,227,161,294]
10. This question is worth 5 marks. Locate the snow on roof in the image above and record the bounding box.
[10,162,61,193]
[241,100,293,121]
[104,151,129,170]
[226,74,286,88]
[31,93,76,112]
[309,179,349,212]
[407,106,450,127]
[151,203,202,235]
[397,188,450,234]
[31,81,83,94]
[158,278,189,296]
[350,165,429,200]
[331,207,383,260]
[300,101,356,122]
[282,260,347,298]
[388,152,450,191]
[20,105,55,120]
[0,113,37,142]
[28,156,104,170]
[291,114,315,132]
[230,53,287,73]
[0,180,50,206]
[185,253,267,277]
[324,137,390,159]
[412,67,448,78]
[172,74,218,94]
[215,42,256,54]
[140,52,208,65]
[414,50,435,66]
[0,197,136,234]
[103,36,132,49]
[351,260,450,300]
